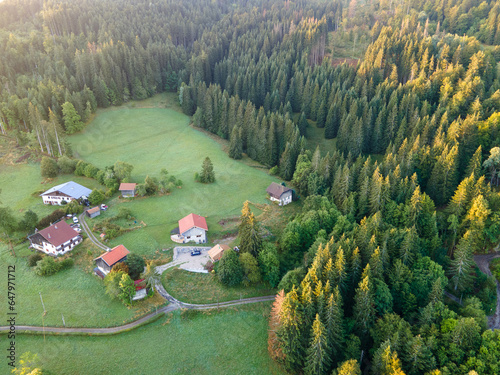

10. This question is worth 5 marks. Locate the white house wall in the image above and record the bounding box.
[181,227,207,244]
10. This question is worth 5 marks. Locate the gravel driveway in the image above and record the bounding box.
[173,246,211,273]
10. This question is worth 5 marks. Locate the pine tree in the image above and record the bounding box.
[304,314,331,375]
[229,126,243,159]
[238,201,262,256]
[449,231,475,292]
[62,102,84,134]
[198,157,215,183]
[353,265,375,335]
[326,287,344,362]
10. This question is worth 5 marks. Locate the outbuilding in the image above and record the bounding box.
[86,206,101,218]
[119,183,137,198]
[208,244,230,262]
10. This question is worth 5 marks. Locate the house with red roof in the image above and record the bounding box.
[28,221,82,255]
[93,244,130,278]
[170,213,208,244]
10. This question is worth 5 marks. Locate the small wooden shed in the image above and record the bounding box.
[208,244,230,262]
[119,183,137,198]
[86,206,101,218]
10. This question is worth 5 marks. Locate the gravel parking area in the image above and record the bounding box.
[173,246,211,273]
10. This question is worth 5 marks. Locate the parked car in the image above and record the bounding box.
[190,249,201,256]
[73,217,79,223]
[70,223,80,228]
[74,228,82,233]
[101,204,108,210]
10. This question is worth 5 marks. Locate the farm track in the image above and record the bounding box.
[0,259,275,335]
[78,211,108,251]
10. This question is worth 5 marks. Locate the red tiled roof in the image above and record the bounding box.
[178,213,208,234]
[95,245,130,267]
[38,221,79,247]
[119,183,137,191]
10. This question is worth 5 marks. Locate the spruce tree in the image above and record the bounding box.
[304,314,331,375]
[229,126,243,159]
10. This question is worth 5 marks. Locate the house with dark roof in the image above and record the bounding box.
[171,213,208,244]
[40,181,92,205]
[93,245,130,278]
[28,221,82,255]
[266,182,293,206]
[119,183,137,198]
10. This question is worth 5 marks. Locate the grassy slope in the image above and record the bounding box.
[69,105,279,253]
[162,267,276,304]
[5,304,285,375]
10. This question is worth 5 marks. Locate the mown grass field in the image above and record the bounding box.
[69,99,280,254]
[3,303,285,375]
[162,267,276,304]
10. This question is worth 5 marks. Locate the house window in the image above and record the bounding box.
[187,236,191,239]
[196,235,201,237]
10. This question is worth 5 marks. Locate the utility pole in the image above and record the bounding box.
[39,292,46,315]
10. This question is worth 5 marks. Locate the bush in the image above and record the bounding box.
[57,156,77,174]
[38,210,65,228]
[34,256,60,276]
[117,207,132,220]
[59,258,74,270]
[88,189,105,206]
[19,210,39,232]
[74,160,89,176]
[27,253,43,267]
[41,156,59,178]
[111,262,129,274]
[64,200,83,215]
[269,166,279,175]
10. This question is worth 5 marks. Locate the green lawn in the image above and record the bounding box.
[162,267,276,304]
[5,303,285,375]
[305,120,337,157]
[69,104,280,253]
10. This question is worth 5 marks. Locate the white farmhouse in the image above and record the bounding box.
[266,182,293,206]
[28,221,82,255]
[40,181,92,205]
[171,213,208,244]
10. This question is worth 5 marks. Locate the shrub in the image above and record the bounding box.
[59,258,74,270]
[19,210,39,232]
[269,166,279,175]
[64,200,83,215]
[111,262,129,274]
[38,210,65,228]
[74,160,89,176]
[117,207,132,220]
[57,156,77,174]
[34,256,60,276]
[41,156,59,178]
[27,253,43,267]
[88,189,105,206]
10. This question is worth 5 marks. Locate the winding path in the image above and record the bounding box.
[0,259,275,335]
[78,211,109,251]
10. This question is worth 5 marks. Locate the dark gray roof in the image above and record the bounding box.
[266,182,292,199]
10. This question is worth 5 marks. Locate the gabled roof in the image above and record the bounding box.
[266,182,292,199]
[208,244,230,261]
[87,206,100,215]
[40,181,92,199]
[34,221,80,247]
[179,213,208,234]
[119,183,137,191]
[94,245,130,267]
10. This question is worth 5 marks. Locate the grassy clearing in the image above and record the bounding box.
[328,29,371,60]
[69,95,280,253]
[304,120,337,157]
[5,303,285,375]
[162,267,276,304]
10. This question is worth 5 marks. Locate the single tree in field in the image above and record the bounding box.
[304,314,331,375]
[197,156,215,183]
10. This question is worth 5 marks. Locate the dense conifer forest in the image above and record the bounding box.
[2,0,500,373]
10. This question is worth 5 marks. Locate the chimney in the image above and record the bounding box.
[48,234,51,239]
[55,225,58,229]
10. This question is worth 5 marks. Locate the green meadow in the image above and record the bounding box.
[69,104,280,253]
[4,304,285,375]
